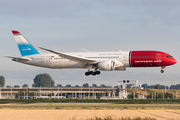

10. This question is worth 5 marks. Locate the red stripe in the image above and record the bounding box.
[12,30,20,34]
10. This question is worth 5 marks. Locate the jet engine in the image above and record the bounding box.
[98,60,115,71]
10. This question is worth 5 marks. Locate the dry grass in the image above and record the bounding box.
[1,109,179,120]
[70,116,157,120]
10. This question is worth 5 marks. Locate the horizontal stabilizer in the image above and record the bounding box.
[5,56,30,61]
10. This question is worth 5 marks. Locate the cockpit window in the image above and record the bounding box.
[167,55,172,58]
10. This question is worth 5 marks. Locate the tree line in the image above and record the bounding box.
[1,74,180,89]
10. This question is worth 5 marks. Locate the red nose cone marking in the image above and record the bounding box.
[173,59,177,64]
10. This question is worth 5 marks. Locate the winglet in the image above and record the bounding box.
[12,30,21,35]
[82,48,90,52]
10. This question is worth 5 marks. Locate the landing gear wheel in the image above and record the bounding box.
[160,66,165,73]
[160,70,164,73]
[95,71,101,75]
[92,72,96,76]
[89,71,93,75]
[85,72,89,76]
[85,70,101,76]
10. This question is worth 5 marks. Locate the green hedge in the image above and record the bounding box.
[0,99,180,104]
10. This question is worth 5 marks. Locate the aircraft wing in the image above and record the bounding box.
[39,47,98,64]
[5,56,30,61]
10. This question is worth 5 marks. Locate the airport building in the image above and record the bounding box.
[0,80,145,99]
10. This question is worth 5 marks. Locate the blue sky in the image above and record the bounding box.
[0,0,180,87]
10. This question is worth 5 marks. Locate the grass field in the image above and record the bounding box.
[1,98,180,104]
[1,103,180,110]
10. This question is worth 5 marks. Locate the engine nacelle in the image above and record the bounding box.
[98,60,115,71]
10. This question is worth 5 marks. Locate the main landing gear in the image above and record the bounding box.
[85,71,101,76]
[160,66,165,73]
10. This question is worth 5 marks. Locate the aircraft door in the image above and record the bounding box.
[156,54,161,60]
[123,54,127,61]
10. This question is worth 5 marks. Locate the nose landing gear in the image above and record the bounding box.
[160,69,164,73]
[160,66,165,73]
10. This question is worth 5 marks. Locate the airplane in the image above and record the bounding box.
[5,30,177,76]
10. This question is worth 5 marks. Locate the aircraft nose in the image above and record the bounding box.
[172,58,177,65]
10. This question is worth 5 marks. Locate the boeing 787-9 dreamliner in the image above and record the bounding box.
[5,30,177,76]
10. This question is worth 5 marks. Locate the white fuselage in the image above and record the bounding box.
[9,30,177,75]
[17,51,130,70]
